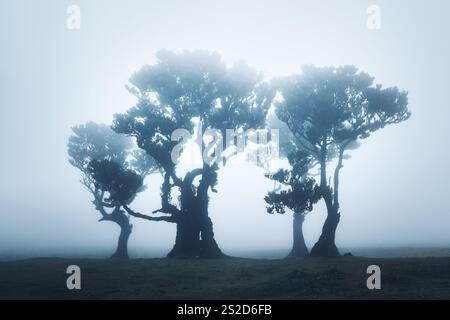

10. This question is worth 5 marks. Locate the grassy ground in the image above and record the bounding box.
[1,256,450,299]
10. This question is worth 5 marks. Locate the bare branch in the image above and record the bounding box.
[123,205,176,223]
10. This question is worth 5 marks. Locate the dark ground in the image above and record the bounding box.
[1,255,450,299]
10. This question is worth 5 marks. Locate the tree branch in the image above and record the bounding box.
[122,205,176,223]
[333,147,345,209]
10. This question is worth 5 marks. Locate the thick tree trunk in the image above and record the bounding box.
[309,209,340,257]
[310,148,341,257]
[167,210,224,258]
[199,215,225,258]
[166,166,224,259]
[167,215,200,258]
[287,213,308,258]
[196,172,225,258]
[111,218,132,259]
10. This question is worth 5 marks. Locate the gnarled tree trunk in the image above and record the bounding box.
[167,204,224,259]
[310,147,342,257]
[198,213,224,258]
[196,168,225,258]
[287,212,308,258]
[167,215,200,258]
[309,209,340,257]
[167,166,224,259]
[110,209,132,259]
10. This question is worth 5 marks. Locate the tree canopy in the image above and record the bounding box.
[274,65,410,256]
[68,122,156,206]
[112,50,276,258]
[276,65,410,159]
[265,151,320,216]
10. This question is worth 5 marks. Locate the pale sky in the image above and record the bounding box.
[1,0,449,258]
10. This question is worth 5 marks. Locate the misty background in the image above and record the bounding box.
[1,0,449,259]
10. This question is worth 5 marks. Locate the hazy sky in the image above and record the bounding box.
[1,0,449,258]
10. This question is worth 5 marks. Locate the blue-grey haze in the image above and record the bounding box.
[1,0,449,258]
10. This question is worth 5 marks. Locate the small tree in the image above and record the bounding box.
[67,122,155,259]
[265,151,321,258]
[276,65,410,257]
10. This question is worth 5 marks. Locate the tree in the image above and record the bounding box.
[113,50,275,258]
[275,65,410,257]
[67,122,156,259]
[265,150,321,258]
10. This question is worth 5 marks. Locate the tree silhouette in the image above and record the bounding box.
[67,122,156,259]
[265,150,321,258]
[275,65,410,257]
[113,50,275,258]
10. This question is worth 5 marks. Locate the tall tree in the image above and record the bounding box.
[68,122,156,259]
[276,65,410,257]
[265,151,321,258]
[113,50,274,258]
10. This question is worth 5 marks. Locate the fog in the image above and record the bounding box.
[1,0,449,259]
